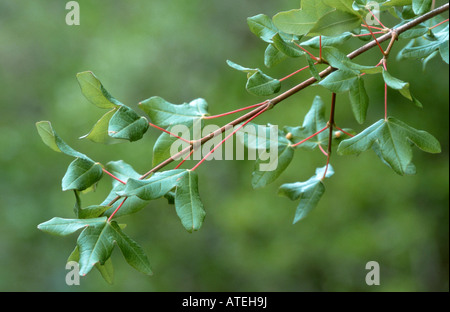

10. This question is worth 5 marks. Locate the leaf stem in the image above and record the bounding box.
[360,17,386,55]
[429,18,449,29]
[149,122,191,143]
[353,31,386,37]
[290,126,328,148]
[319,36,322,60]
[279,64,311,82]
[108,197,127,222]
[334,125,354,138]
[102,168,127,185]
[361,24,385,31]
[367,7,386,29]
[383,59,388,120]
[203,102,266,119]
[292,41,320,61]
[318,144,328,156]
[174,148,195,169]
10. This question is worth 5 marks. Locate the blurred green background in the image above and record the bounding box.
[0,0,448,292]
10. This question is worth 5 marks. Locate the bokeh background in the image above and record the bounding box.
[0,0,448,292]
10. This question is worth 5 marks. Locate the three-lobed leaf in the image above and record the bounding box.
[77,220,152,276]
[337,117,441,175]
[278,165,334,223]
[40,216,152,277]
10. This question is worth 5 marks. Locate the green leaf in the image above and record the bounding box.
[225,60,258,77]
[108,221,153,275]
[251,143,294,189]
[237,123,294,188]
[62,158,103,191]
[67,218,151,277]
[324,0,359,14]
[264,44,288,68]
[108,105,149,142]
[337,117,441,175]
[306,55,321,81]
[382,70,412,101]
[105,160,141,184]
[421,50,439,70]
[382,0,412,7]
[300,32,352,48]
[96,257,114,284]
[399,39,443,60]
[310,10,361,36]
[79,205,110,219]
[271,33,305,57]
[348,77,369,124]
[247,14,279,43]
[80,108,119,144]
[152,131,179,167]
[119,169,186,200]
[36,121,92,161]
[246,70,281,96]
[100,161,150,219]
[318,69,359,92]
[37,217,107,236]
[399,25,429,39]
[439,40,449,64]
[102,189,150,219]
[412,0,432,15]
[278,165,334,223]
[139,96,208,128]
[322,46,383,74]
[174,170,206,232]
[273,0,333,36]
[372,143,417,175]
[237,122,282,150]
[74,189,111,219]
[227,60,281,96]
[76,71,122,109]
[77,220,116,276]
[399,25,448,63]
[68,244,114,284]
[284,96,329,150]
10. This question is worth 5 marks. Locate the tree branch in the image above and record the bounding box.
[105,3,449,216]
